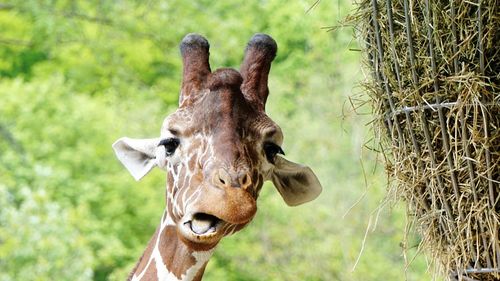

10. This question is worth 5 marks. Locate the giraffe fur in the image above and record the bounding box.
[113,33,322,281]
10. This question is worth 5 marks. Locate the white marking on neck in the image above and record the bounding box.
[152,247,214,281]
[132,210,175,281]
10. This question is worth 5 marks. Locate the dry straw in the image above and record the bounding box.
[353,0,499,280]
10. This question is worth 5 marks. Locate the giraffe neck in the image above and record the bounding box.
[129,209,215,281]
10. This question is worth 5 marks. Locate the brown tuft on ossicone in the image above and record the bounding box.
[179,33,212,106]
[240,33,278,110]
[245,33,277,60]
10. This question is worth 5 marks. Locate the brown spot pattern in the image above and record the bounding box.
[141,258,158,280]
[158,226,196,279]
[128,226,159,279]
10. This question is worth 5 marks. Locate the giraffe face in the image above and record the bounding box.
[157,73,284,246]
[113,34,322,249]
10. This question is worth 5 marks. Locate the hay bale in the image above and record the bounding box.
[354,0,499,279]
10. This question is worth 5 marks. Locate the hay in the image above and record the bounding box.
[353,0,500,280]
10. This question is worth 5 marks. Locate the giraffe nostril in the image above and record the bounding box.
[213,169,252,189]
[240,173,252,190]
[214,169,231,188]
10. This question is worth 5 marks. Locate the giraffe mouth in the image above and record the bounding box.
[187,213,221,235]
[180,213,224,243]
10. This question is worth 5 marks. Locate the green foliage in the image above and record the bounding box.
[0,186,92,281]
[0,1,431,280]
[0,76,165,279]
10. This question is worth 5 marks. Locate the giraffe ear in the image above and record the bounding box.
[271,155,322,206]
[112,137,161,181]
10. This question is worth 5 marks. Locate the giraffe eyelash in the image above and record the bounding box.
[263,142,285,164]
[159,138,180,156]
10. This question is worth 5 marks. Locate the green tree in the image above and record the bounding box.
[0,185,93,281]
[0,1,431,280]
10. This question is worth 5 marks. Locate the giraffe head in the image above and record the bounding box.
[113,34,322,249]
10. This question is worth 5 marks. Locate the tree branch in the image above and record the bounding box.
[0,38,32,47]
[0,123,26,156]
[61,11,113,26]
[0,3,14,10]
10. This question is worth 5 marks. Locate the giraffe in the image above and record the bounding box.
[112,33,322,281]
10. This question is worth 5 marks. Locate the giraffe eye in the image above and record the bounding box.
[159,138,180,156]
[263,142,285,164]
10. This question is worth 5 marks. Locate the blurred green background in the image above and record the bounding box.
[0,0,432,280]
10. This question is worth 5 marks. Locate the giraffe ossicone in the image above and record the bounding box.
[112,33,322,281]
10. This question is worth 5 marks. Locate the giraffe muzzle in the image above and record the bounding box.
[176,167,257,244]
[178,185,257,244]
